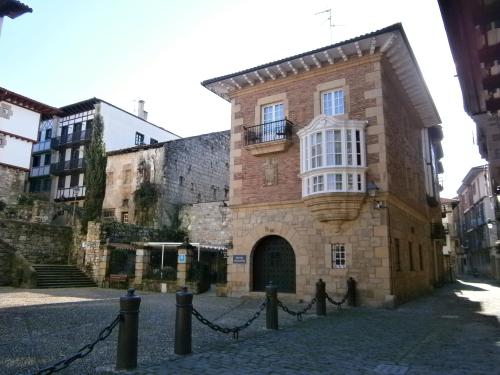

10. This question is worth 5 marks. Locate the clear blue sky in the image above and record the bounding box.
[0,0,484,197]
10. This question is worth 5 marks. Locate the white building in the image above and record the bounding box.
[0,87,57,204]
[28,98,179,204]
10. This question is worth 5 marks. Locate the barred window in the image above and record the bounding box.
[331,243,346,269]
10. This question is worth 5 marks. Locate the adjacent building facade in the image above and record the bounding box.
[441,197,460,280]
[456,165,500,279]
[203,23,445,306]
[0,87,57,204]
[28,98,178,205]
[102,131,230,227]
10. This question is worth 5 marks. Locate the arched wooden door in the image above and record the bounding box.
[252,235,296,293]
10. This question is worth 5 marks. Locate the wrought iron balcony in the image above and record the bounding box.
[50,158,85,175]
[32,140,51,154]
[55,185,86,201]
[51,130,91,149]
[244,119,293,146]
[431,222,446,240]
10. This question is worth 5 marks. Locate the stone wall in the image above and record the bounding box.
[181,201,232,246]
[0,218,72,264]
[0,200,73,226]
[160,131,230,224]
[0,165,26,205]
[0,239,14,285]
[100,221,163,243]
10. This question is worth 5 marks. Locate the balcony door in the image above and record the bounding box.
[262,103,284,142]
[73,122,82,142]
[61,126,69,144]
[70,147,80,169]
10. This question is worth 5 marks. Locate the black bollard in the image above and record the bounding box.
[175,286,193,355]
[116,288,141,370]
[347,277,356,307]
[265,282,278,330]
[316,278,326,316]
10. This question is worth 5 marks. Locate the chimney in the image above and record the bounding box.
[137,100,148,121]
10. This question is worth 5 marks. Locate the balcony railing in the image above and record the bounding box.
[30,165,50,177]
[55,185,86,201]
[50,158,85,175]
[431,222,446,240]
[51,130,91,149]
[32,140,51,153]
[244,119,293,146]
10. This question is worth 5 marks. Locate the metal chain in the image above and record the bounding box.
[192,298,268,339]
[325,290,349,309]
[277,298,317,321]
[33,314,121,375]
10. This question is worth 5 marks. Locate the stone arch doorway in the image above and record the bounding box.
[252,235,296,293]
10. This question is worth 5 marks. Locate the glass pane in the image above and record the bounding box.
[322,92,332,115]
[335,173,342,190]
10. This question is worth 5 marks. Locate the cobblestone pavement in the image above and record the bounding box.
[1,279,500,374]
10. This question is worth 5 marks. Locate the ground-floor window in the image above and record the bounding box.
[331,243,346,268]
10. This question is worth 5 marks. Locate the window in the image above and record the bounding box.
[44,154,51,165]
[419,244,424,271]
[32,155,40,167]
[331,243,346,268]
[121,212,129,223]
[122,199,129,208]
[299,117,366,197]
[409,241,414,271]
[70,173,79,187]
[57,176,66,189]
[103,208,116,219]
[123,170,131,184]
[322,89,344,116]
[135,132,144,145]
[45,128,52,140]
[150,138,158,145]
[395,238,401,271]
[261,103,284,142]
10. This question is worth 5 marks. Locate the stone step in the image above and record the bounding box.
[33,264,96,288]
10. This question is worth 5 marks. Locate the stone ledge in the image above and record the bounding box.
[302,192,366,222]
[244,139,292,156]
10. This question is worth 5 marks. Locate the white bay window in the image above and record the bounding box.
[298,115,367,197]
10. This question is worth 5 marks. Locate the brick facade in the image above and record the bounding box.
[206,25,445,306]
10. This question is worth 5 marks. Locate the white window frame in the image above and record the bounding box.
[322,89,345,116]
[331,243,346,269]
[261,103,285,142]
[298,116,367,198]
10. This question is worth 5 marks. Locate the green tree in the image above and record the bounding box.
[82,113,107,232]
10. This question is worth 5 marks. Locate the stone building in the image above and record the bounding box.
[439,0,500,187]
[202,23,445,306]
[441,197,460,280]
[102,131,230,228]
[456,165,500,279]
[0,87,57,204]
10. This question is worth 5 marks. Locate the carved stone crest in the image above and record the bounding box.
[263,158,278,186]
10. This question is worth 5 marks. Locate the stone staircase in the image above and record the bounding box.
[33,264,97,288]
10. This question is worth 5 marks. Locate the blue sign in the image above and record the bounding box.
[233,255,247,264]
[178,254,186,264]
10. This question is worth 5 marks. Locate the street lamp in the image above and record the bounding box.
[72,186,80,226]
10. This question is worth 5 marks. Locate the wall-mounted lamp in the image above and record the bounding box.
[366,181,386,209]
[487,219,496,229]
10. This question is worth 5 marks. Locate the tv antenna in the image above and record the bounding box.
[314,9,343,43]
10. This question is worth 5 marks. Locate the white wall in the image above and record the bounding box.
[0,136,32,169]
[99,102,178,151]
[0,102,40,140]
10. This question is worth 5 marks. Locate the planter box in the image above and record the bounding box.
[141,279,178,293]
[216,284,228,297]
